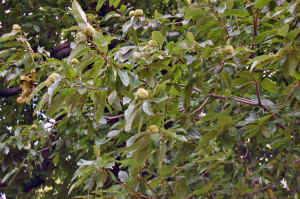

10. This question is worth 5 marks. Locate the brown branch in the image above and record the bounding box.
[254,80,269,112]
[0,58,9,67]
[0,87,22,98]
[289,159,300,167]
[243,159,298,198]
[243,180,281,198]
[276,122,285,130]
[103,114,124,120]
[206,0,230,39]
[254,80,262,105]
[91,19,108,34]
[139,175,159,197]
[247,0,259,57]
[174,96,210,124]
[178,84,268,108]
[88,37,121,69]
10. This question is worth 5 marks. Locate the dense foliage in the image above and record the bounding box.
[0,0,299,198]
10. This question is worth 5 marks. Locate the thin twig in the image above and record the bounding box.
[254,80,269,112]
[139,175,159,197]
[36,141,58,153]
[243,180,281,198]
[174,96,210,124]
[289,159,300,167]
[206,0,230,39]
[178,84,269,108]
[91,19,108,34]
[88,37,121,69]
[247,0,259,57]
[103,114,124,120]
[254,80,262,105]
[0,58,9,67]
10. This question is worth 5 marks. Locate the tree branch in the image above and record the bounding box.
[0,58,9,67]
[0,87,21,98]
[206,0,230,39]
[289,159,300,167]
[247,0,259,57]
[243,180,281,198]
[139,174,159,197]
[174,96,210,124]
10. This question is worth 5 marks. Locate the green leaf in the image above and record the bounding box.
[249,55,274,71]
[278,24,289,37]
[53,154,60,166]
[197,152,224,163]
[108,90,117,105]
[192,183,212,195]
[254,32,268,44]
[72,0,88,28]
[285,29,300,41]
[28,81,47,102]
[96,0,105,11]
[1,167,18,183]
[175,134,187,142]
[158,165,173,176]
[63,61,76,78]
[152,91,168,103]
[282,52,300,77]
[152,31,164,47]
[34,92,50,115]
[46,92,68,117]
[255,0,271,9]
[94,91,106,122]
[118,171,128,183]
[109,0,121,7]
[78,85,87,94]
[217,116,232,129]
[125,102,142,132]
[158,139,166,169]
[175,180,188,199]
[107,129,122,138]
[69,43,91,61]
[143,100,154,115]
[184,8,210,19]
[47,77,61,101]
[118,69,130,87]
[261,125,270,138]
[260,78,277,94]
[222,9,249,17]
[221,71,232,90]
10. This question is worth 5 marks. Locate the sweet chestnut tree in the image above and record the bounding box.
[0,0,299,198]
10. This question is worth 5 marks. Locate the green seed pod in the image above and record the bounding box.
[224,45,234,54]
[70,58,79,65]
[31,124,38,130]
[13,24,20,31]
[129,10,136,17]
[135,9,144,17]
[136,88,148,100]
[148,125,158,134]
[84,25,96,37]
[76,32,87,42]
